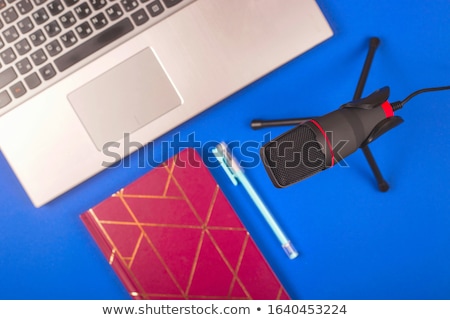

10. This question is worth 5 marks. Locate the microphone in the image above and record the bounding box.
[259,84,450,188]
[259,86,401,188]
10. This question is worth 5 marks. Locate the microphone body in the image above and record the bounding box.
[260,87,396,188]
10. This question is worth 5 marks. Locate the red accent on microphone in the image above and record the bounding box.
[309,119,335,167]
[381,101,394,118]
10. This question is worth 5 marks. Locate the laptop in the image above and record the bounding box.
[0,0,333,207]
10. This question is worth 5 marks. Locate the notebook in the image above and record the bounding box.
[81,148,290,299]
[0,0,333,207]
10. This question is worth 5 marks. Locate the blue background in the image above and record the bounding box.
[0,0,449,299]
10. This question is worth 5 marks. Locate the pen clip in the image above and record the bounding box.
[212,143,239,186]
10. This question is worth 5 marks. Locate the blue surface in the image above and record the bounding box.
[1,0,449,299]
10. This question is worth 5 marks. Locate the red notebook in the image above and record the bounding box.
[81,148,289,300]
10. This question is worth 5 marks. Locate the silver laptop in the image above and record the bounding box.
[0,0,332,207]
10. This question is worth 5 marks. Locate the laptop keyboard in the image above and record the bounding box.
[0,0,192,111]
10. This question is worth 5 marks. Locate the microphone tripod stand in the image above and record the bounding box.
[251,37,394,192]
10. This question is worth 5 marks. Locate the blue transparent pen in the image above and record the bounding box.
[212,142,298,259]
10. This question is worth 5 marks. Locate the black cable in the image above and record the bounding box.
[391,85,450,111]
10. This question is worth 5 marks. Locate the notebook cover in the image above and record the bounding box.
[81,148,289,300]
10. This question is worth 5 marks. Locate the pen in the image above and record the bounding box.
[212,142,298,259]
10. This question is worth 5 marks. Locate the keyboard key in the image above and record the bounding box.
[0,37,4,50]
[60,30,77,47]
[161,0,182,8]
[30,48,47,66]
[91,12,108,29]
[59,11,77,28]
[2,7,19,24]
[24,72,41,89]
[16,57,33,74]
[17,17,35,34]
[16,0,34,14]
[44,20,61,37]
[55,18,134,72]
[29,29,46,46]
[0,91,12,108]
[0,67,18,89]
[15,38,32,55]
[45,39,62,56]
[74,2,92,19]
[0,0,6,9]
[3,26,20,43]
[106,4,123,21]
[0,48,17,64]
[32,8,50,25]
[146,0,164,17]
[47,0,64,15]
[33,0,47,5]
[10,81,26,98]
[75,21,92,38]
[63,0,77,6]
[39,63,56,80]
[120,0,138,12]
[89,0,105,10]
[131,8,148,26]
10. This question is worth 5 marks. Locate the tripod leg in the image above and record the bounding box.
[361,145,389,192]
[354,37,390,192]
[250,117,312,129]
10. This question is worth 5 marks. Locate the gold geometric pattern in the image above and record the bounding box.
[82,149,289,300]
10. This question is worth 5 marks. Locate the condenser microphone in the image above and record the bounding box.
[255,35,450,189]
[259,86,400,188]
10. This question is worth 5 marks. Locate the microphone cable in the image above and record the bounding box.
[390,85,450,111]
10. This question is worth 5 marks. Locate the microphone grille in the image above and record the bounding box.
[261,123,326,187]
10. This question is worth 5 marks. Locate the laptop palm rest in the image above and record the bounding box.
[68,48,182,151]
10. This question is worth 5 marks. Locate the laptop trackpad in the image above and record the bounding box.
[68,48,182,151]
